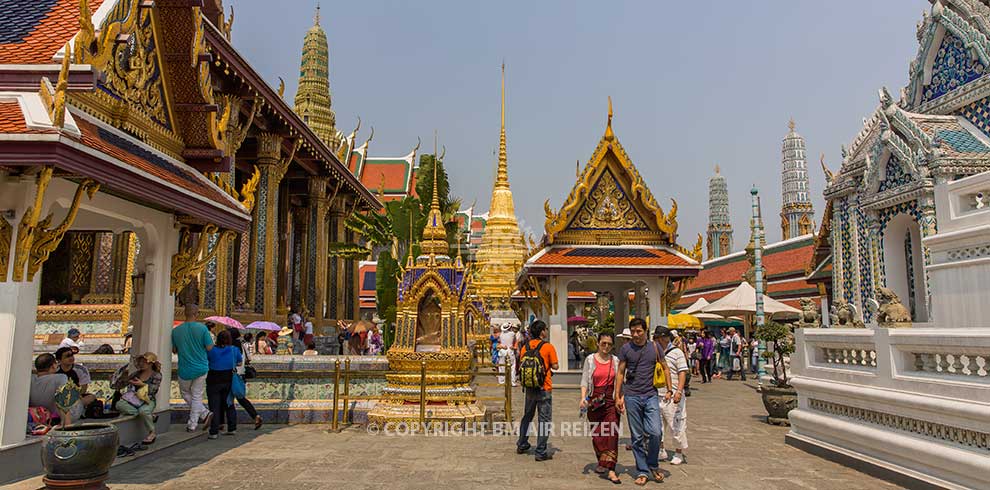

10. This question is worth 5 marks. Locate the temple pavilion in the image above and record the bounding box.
[0,0,379,454]
[516,101,703,369]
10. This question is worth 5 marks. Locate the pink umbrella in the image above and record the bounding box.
[205,316,244,330]
[567,316,588,326]
[245,321,281,332]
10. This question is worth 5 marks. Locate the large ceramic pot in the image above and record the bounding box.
[42,424,119,482]
[761,384,798,426]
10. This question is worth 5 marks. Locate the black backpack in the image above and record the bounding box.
[519,341,547,389]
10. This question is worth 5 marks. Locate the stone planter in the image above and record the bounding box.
[761,384,797,426]
[42,423,118,489]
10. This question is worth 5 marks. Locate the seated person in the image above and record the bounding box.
[54,347,98,414]
[30,353,83,426]
[111,352,162,445]
[303,343,318,356]
[58,328,85,351]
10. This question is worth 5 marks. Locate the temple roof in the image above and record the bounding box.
[0,0,106,64]
[540,99,700,260]
[523,244,700,277]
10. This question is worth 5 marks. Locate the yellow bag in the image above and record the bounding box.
[652,342,667,388]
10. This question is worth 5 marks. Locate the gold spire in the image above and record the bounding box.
[314,3,320,25]
[605,96,614,141]
[788,117,796,132]
[473,65,528,309]
[420,130,448,256]
[294,6,338,148]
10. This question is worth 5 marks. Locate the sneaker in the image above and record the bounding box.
[670,454,684,465]
[207,434,219,440]
[224,430,237,436]
[658,450,669,461]
[535,454,553,462]
[516,445,531,454]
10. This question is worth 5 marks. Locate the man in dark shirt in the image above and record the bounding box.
[615,318,671,485]
[53,347,98,413]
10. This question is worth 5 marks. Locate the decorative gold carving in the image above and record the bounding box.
[275,139,301,183]
[170,225,235,295]
[40,48,71,128]
[0,216,11,282]
[220,5,234,41]
[26,179,100,281]
[37,303,126,322]
[277,77,285,98]
[572,169,648,230]
[100,4,169,128]
[256,132,284,161]
[238,166,262,212]
[119,232,137,330]
[13,168,54,282]
[74,0,135,71]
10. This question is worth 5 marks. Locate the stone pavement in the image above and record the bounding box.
[90,378,900,490]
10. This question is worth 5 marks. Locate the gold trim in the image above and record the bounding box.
[37,303,125,322]
[170,225,235,295]
[118,232,136,332]
[13,168,54,282]
[0,215,11,282]
[27,179,100,281]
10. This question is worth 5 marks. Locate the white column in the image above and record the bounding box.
[613,286,629,328]
[635,284,647,320]
[133,223,178,409]
[647,279,662,329]
[548,276,570,371]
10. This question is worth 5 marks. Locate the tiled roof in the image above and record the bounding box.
[359,159,410,194]
[74,114,236,212]
[0,0,106,64]
[0,101,54,133]
[907,113,990,157]
[533,246,693,267]
[685,236,814,293]
[359,263,376,296]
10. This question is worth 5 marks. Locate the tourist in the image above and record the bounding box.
[726,328,746,381]
[113,352,162,444]
[655,327,689,466]
[687,336,700,377]
[290,313,305,354]
[58,328,85,351]
[497,325,517,386]
[616,318,670,485]
[717,328,731,378]
[303,343,319,356]
[699,331,716,383]
[368,325,384,355]
[254,332,273,355]
[30,353,83,426]
[121,333,133,354]
[337,325,347,355]
[348,328,364,355]
[750,336,761,374]
[615,327,631,355]
[229,329,263,430]
[243,333,255,355]
[53,347,98,415]
[671,330,692,397]
[277,326,293,355]
[516,320,558,462]
[206,329,241,439]
[172,303,214,431]
[580,331,621,484]
[303,321,315,348]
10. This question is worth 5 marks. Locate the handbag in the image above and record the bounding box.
[231,373,246,399]
[732,357,742,372]
[243,364,258,380]
[652,342,667,388]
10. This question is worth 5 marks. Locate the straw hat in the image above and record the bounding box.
[278,326,294,337]
[138,352,159,364]
[617,328,632,339]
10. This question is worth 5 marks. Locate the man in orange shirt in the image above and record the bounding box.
[515,320,559,461]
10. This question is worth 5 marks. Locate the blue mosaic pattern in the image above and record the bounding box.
[329,216,338,319]
[855,205,874,322]
[254,173,269,314]
[878,155,912,192]
[878,200,923,235]
[904,230,917,320]
[923,33,986,103]
[292,223,303,311]
[306,207,318,314]
[936,129,990,153]
[203,233,218,310]
[838,198,855,304]
[957,96,990,137]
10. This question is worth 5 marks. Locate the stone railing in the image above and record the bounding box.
[800,329,879,374]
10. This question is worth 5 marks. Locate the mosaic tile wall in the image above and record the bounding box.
[838,197,856,304]
[878,155,912,192]
[855,205,874,322]
[904,230,917,320]
[35,320,122,335]
[923,32,986,103]
[958,96,990,137]
[254,171,269,314]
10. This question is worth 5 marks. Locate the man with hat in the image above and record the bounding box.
[654,325,690,465]
[58,328,85,352]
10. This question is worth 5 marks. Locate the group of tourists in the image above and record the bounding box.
[491,323,526,386]
[689,327,756,383]
[512,318,691,486]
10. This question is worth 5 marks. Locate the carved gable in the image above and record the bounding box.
[568,167,649,231]
[922,32,986,104]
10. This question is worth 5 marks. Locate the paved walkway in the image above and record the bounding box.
[93,378,899,489]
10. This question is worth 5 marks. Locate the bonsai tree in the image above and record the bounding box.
[755,321,795,387]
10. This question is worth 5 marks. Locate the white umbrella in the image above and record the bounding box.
[700,281,801,317]
[679,297,724,319]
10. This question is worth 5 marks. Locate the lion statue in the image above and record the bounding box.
[795,298,821,328]
[876,287,912,326]
[832,299,865,328]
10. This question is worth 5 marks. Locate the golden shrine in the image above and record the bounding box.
[516,99,703,368]
[367,162,484,425]
[472,65,527,325]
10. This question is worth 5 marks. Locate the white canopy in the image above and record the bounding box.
[679,297,724,319]
[700,281,801,317]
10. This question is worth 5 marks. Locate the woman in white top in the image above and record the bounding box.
[579,332,622,484]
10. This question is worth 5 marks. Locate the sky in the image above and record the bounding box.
[231,0,930,253]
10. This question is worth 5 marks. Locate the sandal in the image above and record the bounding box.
[607,472,622,484]
[254,416,263,430]
[142,434,156,445]
[634,476,648,486]
[652,469,665,482]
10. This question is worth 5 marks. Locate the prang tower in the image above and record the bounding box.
[780,119,814,239]
[706,165,733,259]
[294,6,339,149]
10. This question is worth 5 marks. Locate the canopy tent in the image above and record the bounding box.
[678,297,724,319]
[667,313,703,330]
[700,281,801,337]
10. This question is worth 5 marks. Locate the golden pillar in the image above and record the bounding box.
[331,208,347,320]
[252,132,283,320]
[308,177,330,323]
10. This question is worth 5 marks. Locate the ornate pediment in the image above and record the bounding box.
[544,100,679,247]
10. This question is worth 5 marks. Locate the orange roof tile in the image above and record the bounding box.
[0,101,54,133]
[0,0,106,64]
[359,161,409,193]
[685,238,815,293]
[74,115,234,211]
[534,247,692,267]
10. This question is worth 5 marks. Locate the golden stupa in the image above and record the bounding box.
[472,65,527,319]
[367,152,484,427]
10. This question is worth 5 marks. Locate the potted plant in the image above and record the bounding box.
[755,321,797,425]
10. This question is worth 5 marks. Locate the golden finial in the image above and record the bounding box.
[495,63,509,190]
[576,159,580,178]
[363,126,375,149]
[715,163,720,174]
[820,152,835,184]
[277,77,285,98]
[52,44,71,128]
[314,3,321,25]
[788,117,795,132]
[420,130,447,256]
[605,96,614,140]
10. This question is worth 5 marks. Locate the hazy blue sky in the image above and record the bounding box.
[231,0,929,252]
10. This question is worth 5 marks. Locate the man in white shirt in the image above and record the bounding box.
[655,326,689,465]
